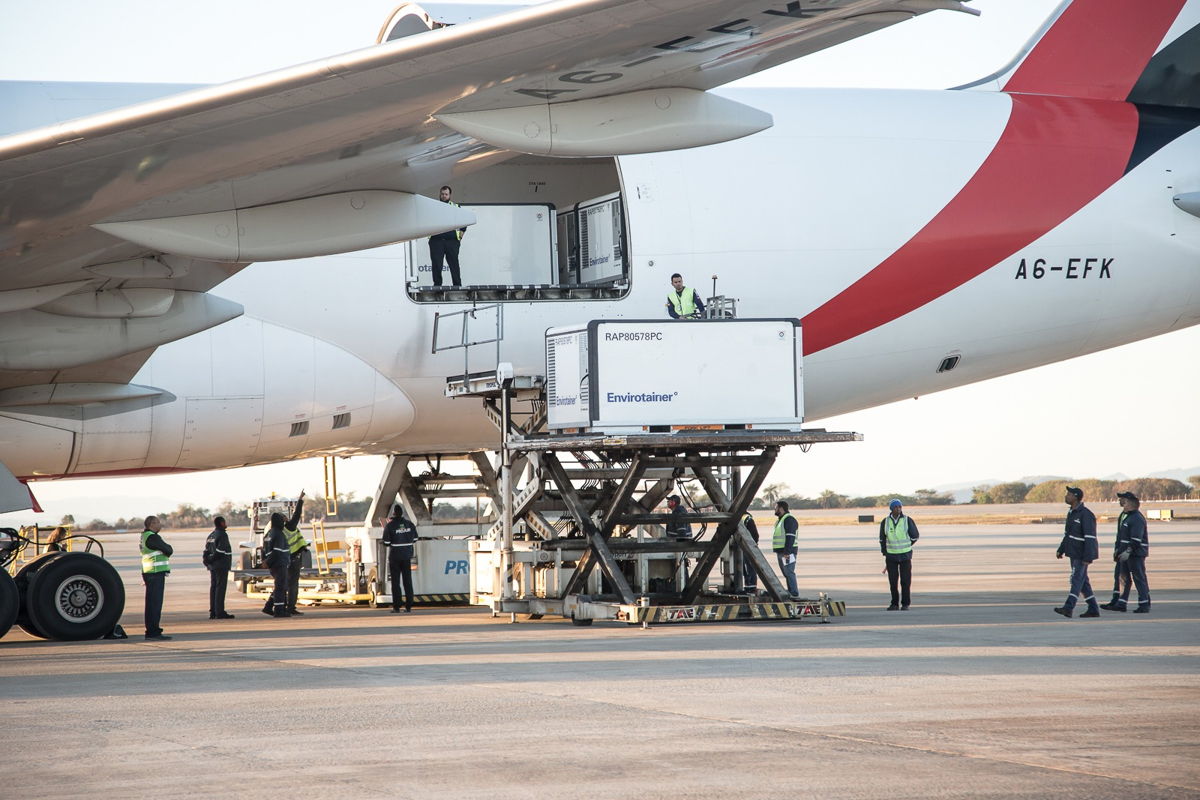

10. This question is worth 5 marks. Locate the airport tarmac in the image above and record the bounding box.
[2,521,1198,799]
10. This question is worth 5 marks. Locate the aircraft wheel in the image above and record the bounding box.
[12,553,62,639]
[27,552,125,641]
[570,614,593,627]
[0,569,19,640]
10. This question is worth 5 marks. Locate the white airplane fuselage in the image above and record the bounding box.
[4,86,1199,479]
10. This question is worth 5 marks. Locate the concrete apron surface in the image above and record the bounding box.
[2,523,1198,799]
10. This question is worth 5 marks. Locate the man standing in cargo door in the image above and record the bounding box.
[428,185,466,287]
[665,273,705,319]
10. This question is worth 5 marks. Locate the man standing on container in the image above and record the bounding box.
[879,499,919,610]
[382,504,419,613]
[140,515,173,640]
[428,185,466,287]
[262,492,303,618]
[1101,491,1151,613]
[772,501,799,599]
[665,273,705,319]
[203,515,235,619]
[1055,486,1101,618]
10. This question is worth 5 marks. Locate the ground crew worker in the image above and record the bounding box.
[428,185,466,287]
[879,499,919,610]
[665,273,705,319]
[665,494,693,540]
[1101,491,1151,613]
[382,504,419,613]
[261,492,303,618]
[45,526,68,553]
[140,515,173,640]
[741,511,760,593]
[285,494,309,616]
[772,501,799,598]
[203,516,235,619]
[1055,486,1101,618]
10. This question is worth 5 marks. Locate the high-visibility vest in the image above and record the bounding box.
[286,526,306,554]
[667,287,698,317]
[772,513,796,549]
[884,515,913,555]
[140,530,170,574]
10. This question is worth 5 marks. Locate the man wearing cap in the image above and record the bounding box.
[665,495,693,540]
[879,499,919,610]
[1101,492,1151,613]
[772,501,800,598]
[1054,486,1101,618]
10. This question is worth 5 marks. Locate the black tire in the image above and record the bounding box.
[13,553,62,639]
[0,569,19,640]
[570,615,593,626]
[26,552,125,641]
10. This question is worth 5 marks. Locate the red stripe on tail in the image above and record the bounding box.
[1003,0,1185,100]
[801,95,1138,356]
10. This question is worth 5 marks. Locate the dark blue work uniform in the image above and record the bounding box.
[203,527,233,618]
[740,513,760,592]
[382,515,418,612]
[1056,503,1100,614]
[1114,509,1151,611]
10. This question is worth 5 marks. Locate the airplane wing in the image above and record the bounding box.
[0,0,974,384]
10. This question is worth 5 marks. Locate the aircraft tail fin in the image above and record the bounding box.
[980,0,1199,110]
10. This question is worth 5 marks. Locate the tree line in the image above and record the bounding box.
[971,476,1198,504]
[47,473,1200,531]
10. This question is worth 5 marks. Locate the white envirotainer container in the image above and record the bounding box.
[545,319,803,433]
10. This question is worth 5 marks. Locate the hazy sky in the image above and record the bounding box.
[1,0,1196,525]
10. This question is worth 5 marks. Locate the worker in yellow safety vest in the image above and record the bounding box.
[772,501,799,598]
[285,492,309,616]
[879,499,920,610]
[140,515,174,640]
[665,273,705,319]
[262,491,304,618]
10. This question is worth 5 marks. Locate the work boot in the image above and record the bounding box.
[1133,606,1151,614]
[1054,607,1072,618]
[1099,602,1124,611]
[886,604,899,611]
[261,607,275,617]
[390,607,401,614]
[1079,609,1101,618]
[900,604,910,611]
[145,633,173,641]
[289,609,304,616]
[217,613,236,619]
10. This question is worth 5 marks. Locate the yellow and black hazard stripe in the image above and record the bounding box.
[748,602,793,619]
[412,593,470,605]
[637,604,742,623]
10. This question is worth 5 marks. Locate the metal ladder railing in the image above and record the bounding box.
[431,303,504,382]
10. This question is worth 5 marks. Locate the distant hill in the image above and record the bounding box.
[1148,466,1200,483]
